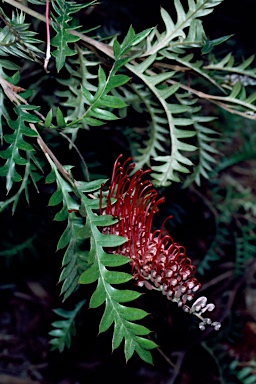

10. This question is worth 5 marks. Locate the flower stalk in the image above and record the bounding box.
[100,155,221,331]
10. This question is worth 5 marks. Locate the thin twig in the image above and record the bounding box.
[199,270,233,292]
[156,347,176,368]
[59,131,90,181]
[31,124,73,184]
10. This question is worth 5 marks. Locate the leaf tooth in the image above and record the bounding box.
[99,300,114,333]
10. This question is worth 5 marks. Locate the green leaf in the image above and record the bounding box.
[49,299,86,352]
[73,183,156,363]
[91,215,119,227]
[89,279,106,308]
[97,233,127,247]
[135,337,157,350]
[45,169,56,184]
[201,35,233,54]
[57,223,71,250]
[118,306,148,321]
[56,107,66,128]
[48,188,63,206]
[79,263,99,284]
[126,322,151,336]
[75,179,108,193]
[45,109,53,128]
[51,0,90,71]
[100,253,130,267]
[99,301,114,332]
[113,40,121,58]
[0,106,39,193]
[105,75,130,92]
[103,270,132,285]
[143,0,224,56]
[135,346,154,364]
[109,288,141,303]
[0,10,43,61]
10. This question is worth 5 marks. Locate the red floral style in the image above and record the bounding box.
[100,155,220,330]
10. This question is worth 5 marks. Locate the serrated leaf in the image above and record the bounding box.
[99,301,114,332]
[49,299,86,352]
[0,106,38,193]
[51,0,82,71]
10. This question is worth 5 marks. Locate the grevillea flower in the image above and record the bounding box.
[100,155,221,331]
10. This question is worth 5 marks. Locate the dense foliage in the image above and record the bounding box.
[0,0,256,382]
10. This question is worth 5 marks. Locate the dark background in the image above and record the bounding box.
[0,1,256,383]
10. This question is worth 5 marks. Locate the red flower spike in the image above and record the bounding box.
[100,155,221,331]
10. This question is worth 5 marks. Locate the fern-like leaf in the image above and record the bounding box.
[78,191,156,363]
[47,159,107,300]
[51,0,94,71]
[177,94,219,186]
[142,0,224,56]
[56,47,99,141]
[126,57,197,185]
[63,26,151,130]
[0,234,37,263]
[0,105,38,193]
[0,153,43,214]
[230,360,256,384]
[0,60,20,144]
[234,225,256,278]
[205,53,256,83]
[161,50,224,92]
[49,299,86,352]
[127,85,168,170]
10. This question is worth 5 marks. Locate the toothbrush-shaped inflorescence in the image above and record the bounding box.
[100,155,221,331]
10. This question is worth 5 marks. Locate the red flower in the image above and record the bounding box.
[100,155,220,330]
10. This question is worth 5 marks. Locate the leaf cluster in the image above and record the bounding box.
[0,0,256,370]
